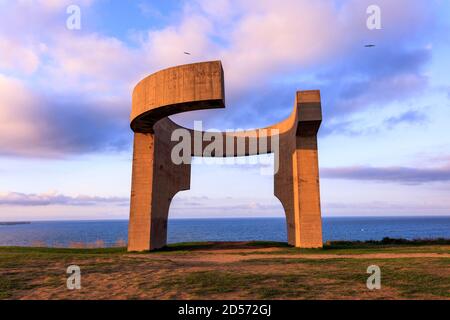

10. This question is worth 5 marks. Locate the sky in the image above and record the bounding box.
[0,0,450,221]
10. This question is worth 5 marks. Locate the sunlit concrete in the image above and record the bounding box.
[128,61,322,251]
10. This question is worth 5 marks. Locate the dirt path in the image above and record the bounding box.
[127,251,450,264]
[201,252,450,263]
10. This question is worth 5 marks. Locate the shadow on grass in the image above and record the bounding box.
[156,238,450,253]
[157,241,290,252]
[323,237,450,250]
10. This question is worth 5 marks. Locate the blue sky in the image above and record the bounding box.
[0,0,449,221]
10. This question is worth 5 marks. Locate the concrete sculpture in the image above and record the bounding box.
[128,61,323,251]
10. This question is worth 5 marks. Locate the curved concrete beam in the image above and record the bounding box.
[131,61,225,133]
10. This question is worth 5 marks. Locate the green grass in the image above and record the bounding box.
[330,237,450,246]
[0,270,41,299]
[144,253,449,299]
[0,246,126,255]
[237,257,450,299]
[235,240,450,255]
[150,269,356,299]
[149,271,316,298]
[240,257,349,265]
[1,238,448,255]
[159,239,450,255]
[157,241,289,252]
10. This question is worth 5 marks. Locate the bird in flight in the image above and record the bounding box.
[364,44,375,48]
[184,52,191,55]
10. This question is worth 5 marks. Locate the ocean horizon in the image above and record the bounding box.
[0,216,449,247]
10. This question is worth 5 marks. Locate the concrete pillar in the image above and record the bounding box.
[128,133,154,251]
[293,90,323,248]
[293,134,323,247]
[275,90,323,248]
[128,120,192,252]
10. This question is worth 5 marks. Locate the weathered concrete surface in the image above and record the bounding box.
[274,91,323,248]
[130,61,225,133]
[128,61,323,251]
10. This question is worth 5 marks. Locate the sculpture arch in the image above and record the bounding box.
[128,61,323,251]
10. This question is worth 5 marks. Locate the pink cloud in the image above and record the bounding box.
[41,33,140,96]
[0,38,40,74]
[0,75,44,156]
[0,191,128,206]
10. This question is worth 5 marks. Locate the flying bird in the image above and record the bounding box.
[364,44,376,48]
[184,52,191,55]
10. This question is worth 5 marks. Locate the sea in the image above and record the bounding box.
[0,216,449,247]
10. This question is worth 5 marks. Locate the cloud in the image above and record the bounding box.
[172,0,435,129]
[384,110,427,128]
[0,0,440,157]
[0,191,128,206]
[0,38,40,74]
[0,192,283,218]
[139,14,216,71]
[0,75,43,154]
[0,0,95,75]
[170,195,283,218]
[321,108,428,136]
[319,48,431,117]
[42,32,141,95]
[0,75,130,157]
[321,164,450,185]
[137,1,165,19]
[322,201,450,216]
[33,0,95,11]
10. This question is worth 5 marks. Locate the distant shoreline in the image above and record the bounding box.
[0,222,31,226]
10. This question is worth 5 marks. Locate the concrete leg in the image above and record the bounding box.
[293,135,323,248]
[128,120,192,252]
[128,133,154,251]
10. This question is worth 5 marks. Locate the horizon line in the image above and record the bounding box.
[2,215,450,223]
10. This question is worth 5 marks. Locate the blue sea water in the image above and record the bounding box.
[0,217,449,247]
